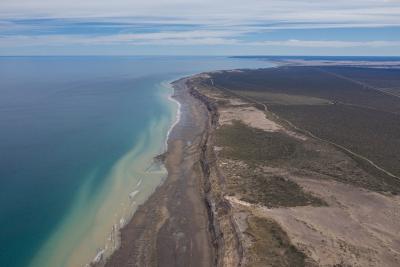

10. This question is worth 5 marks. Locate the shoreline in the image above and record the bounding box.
[85,79,182,267]
[30,77,181,267]
[31,105,174,267]
[99,75,215,267]
[165,82,182,151]
[0,58,273,267]
[39,62,400,267]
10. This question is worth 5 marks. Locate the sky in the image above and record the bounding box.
[1,0,400,56]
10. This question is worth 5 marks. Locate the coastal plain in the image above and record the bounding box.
[201,66,400,266]
[100,63,400,267]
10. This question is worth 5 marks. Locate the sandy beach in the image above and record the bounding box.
[101,76,214,267]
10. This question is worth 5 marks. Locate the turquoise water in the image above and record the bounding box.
[0,56,269,267]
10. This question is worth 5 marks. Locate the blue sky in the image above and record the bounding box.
[1,0,400,56]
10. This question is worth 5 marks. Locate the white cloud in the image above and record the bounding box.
[1,32,399,48]
[0,31,240,46]
[250,39,400,48]
[1,0,399,54]
[1,0,400,27]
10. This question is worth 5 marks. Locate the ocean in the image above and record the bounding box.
[0,56,270,267]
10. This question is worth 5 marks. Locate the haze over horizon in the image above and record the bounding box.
[1,0,400,56]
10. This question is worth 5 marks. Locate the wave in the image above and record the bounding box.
[163,80,182,151]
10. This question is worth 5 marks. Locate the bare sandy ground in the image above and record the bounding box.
[227,177,400,266]
[219,106,282,132]
[210,89,307,140]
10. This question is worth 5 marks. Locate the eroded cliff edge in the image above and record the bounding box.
[100,68,400,267]
[188,71,400,267]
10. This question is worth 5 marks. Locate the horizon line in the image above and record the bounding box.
[1,55,400,58]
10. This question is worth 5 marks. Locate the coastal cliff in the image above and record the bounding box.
[100,68,400,267]
[189,69,400,267]
[189,79,243,266]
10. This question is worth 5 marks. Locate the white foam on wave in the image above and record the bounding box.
[136,178,142,188]
[119,218,125,228]
[129,190,139,199]
[92,248,105,264]
[163,80,182,151]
